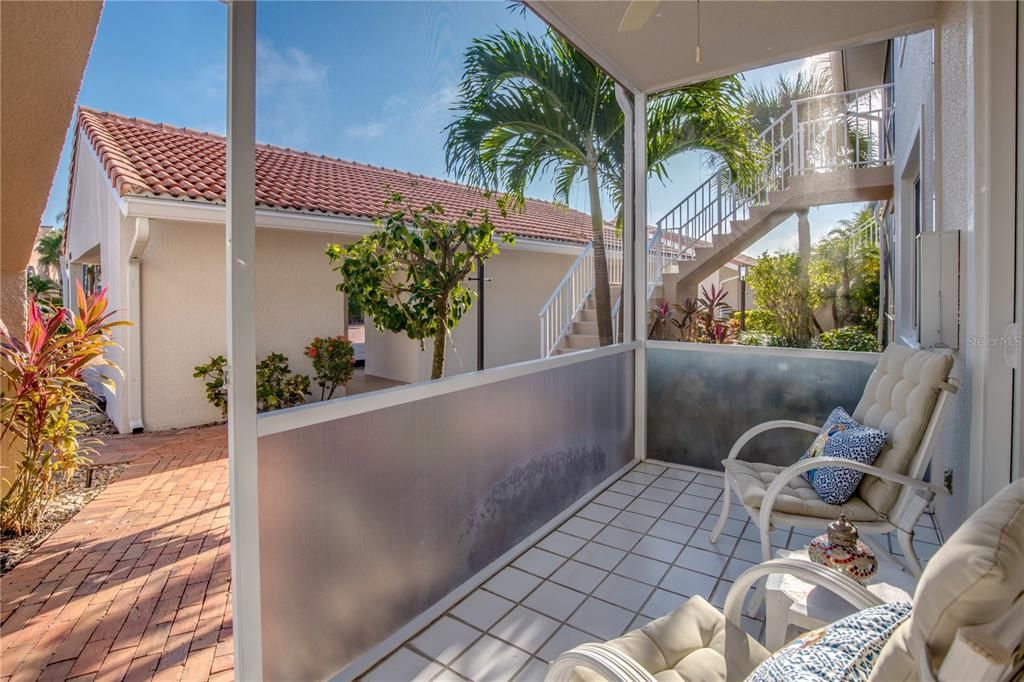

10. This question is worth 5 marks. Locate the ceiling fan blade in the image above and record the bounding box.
[618,0,660,32]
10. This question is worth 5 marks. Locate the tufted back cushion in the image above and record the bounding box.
[852,345,953,514]
[868,478,1024,682]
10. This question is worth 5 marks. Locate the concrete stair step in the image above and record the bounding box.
[573,320,597,335]
[563,334,600,349]
[578,308,597,322]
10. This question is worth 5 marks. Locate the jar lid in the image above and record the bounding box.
[828,514,859,546]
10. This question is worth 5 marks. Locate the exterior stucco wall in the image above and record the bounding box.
[140,220,351,431]
[365,247,577,384]
[66,135,132,431]
[931,2,973,536]
[892,29,936,345]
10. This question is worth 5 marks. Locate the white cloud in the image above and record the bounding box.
[345,121,387,141]
[343,81,458,144]
[257,41,328,90]
[255,40,330,149]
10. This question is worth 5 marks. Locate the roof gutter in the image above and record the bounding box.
[127,216,150,433]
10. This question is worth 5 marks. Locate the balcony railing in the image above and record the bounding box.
[656,83,895,253]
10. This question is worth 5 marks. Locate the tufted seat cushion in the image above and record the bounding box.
[868,478,1024,681]
[566,596,769,682]
[851,345,953,514]
[723,459,886,521]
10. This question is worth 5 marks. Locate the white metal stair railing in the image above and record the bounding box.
[538,228,624,358]
[610,223,684,340]
[655,83,895,256]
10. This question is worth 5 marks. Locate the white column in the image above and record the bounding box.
[632,91,648,460]
[226,1,262,679]
[615,84,635,344]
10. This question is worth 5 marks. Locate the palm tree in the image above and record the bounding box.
[35,226,64,281]
[816,203,880,328]
[26,274,62,310]
[445,30,760,346]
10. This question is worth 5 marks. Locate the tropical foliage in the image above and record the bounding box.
[193,352,310,416]
[731,308,779,335]
[193,355,229,417]
[816,326,880,352]
[26,274,62,310]
[445,29,761,346]
[256,353,310,411]
[745,252,815,347]
[648,285,734,344]
[34,227,64,280]
[1,285,126,535]
[304,336,355,400]
[742,205,881,350]
[810,205,880,332]
[327,193,512,380]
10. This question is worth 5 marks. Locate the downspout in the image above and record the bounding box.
[127,217,150,433]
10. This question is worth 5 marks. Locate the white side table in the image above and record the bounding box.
[764,547,917,651]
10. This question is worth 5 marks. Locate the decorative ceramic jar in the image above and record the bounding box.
[808,514,878,584]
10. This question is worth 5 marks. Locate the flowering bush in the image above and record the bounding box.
[304,336,355,400]
[1,285,126,535]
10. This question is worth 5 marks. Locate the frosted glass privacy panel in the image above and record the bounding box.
[256,350,634,681]
[646,344,877,470]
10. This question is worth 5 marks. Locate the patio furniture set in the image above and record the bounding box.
[546,344,1024,681]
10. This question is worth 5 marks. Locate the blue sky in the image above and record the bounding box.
[44,0,861,255]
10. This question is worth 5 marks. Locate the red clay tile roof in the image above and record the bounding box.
[73,108,594,244]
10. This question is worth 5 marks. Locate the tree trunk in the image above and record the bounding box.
[587,163,613,346]
[796,209,812,343]
[430,325,446,380]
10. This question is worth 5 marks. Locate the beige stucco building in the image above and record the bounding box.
[63,109,602,432]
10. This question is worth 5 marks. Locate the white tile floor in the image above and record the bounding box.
[362,461,942,682]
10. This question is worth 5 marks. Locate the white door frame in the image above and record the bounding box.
[966,0,1019,508]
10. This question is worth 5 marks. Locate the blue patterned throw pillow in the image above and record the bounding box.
[745,601,912,682]
[799,407,888,505]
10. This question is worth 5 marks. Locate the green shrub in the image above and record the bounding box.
[815,326,880,352]
[194,352,310,415]
[731,309,780,334]
[193,355,229,417]
[737,331,813,348]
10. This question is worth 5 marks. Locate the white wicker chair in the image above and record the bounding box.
[710,344,958,576]
[547,478,1024,682]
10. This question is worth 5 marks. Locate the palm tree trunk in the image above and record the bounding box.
[796,209,812,343]
[587,163,613,346]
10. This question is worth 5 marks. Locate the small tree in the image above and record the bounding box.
[327,193,512,380]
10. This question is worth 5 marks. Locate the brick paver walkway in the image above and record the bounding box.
[1,426,232,682]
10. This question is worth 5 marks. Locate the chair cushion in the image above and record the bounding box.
[746,601,912,682]
[724,459,886,522]
[590,596,770,682]
[799,407,888,505]
[851,345,953,514]
[869,478,1024,682]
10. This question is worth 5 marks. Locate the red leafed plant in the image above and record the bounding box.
[1,285,128,535]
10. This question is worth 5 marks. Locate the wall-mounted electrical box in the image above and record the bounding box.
[918,230,960,348]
